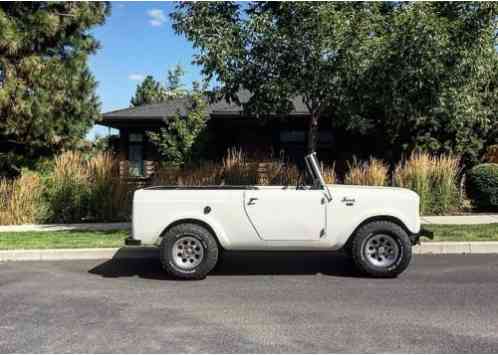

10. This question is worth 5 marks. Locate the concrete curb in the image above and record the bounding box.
[1,243,498,262]
[413,241,498,254]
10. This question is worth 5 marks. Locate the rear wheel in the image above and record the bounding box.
[351,220,412,278]
[160,223,219,280]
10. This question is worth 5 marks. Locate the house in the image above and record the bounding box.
[100,91,335,179]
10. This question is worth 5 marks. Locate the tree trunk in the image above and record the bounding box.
[306,110,319,154]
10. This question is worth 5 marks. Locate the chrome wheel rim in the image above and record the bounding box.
[363,234,400,268]
[172,236,204,269]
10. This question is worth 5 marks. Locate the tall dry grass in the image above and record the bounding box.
[344,157,389,186]
[394,152,460,215]
[152,148,311,187]
[429,154,461,214]
[222,147,258,185]
[44,151,89,223]
[44,151,133,223]
[0,174,43,225]
[152,162,224,186]
[321,162,336,184]
[86,152,132,221]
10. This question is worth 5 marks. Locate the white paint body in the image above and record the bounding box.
[131,184,421,251]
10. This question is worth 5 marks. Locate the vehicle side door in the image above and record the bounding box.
[243,189,327,241]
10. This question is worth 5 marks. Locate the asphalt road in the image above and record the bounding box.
[1,252,498,353]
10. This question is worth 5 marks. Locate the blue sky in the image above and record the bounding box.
[87,1,202,139]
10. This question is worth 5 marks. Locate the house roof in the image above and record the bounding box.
[101,91,310,126]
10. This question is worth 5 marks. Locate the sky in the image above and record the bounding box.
[87,1,202,139]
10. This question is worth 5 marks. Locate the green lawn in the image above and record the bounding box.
[0,224,497,250]
[425,224,498,242]
[0,230,127,250]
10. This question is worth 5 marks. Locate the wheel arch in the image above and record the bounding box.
[343,215,412,251]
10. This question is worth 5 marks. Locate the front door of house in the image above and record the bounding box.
[128,132,144,176]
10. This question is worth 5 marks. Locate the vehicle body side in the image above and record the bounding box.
[131,184,421,251]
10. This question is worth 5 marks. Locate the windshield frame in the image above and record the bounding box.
[304,152,333,201]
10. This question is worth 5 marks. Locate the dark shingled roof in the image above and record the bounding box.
[102,91,310,123]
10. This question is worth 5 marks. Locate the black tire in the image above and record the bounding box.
[351,220,412,278]
[160,223,219,280]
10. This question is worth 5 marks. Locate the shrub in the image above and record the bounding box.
[345,157,388,186]
[0,173,43,225]
[467,163,498,211]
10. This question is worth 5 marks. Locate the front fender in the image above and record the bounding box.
[331,208,421,249]
[355,208,420,234]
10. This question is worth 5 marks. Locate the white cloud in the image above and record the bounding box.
[128,73,145,81]
[147,9,166,27]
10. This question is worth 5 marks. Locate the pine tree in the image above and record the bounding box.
[130,76,167,107]
[0,2,110,176]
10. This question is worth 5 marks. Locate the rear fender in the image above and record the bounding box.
[156,213,230,249]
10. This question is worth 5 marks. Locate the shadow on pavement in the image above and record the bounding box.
[89,247,364,280]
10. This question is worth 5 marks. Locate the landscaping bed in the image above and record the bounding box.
[0,224,497,250]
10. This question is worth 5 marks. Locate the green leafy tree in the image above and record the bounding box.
[0,2,110,176]
[333,2,498,166]
[171,2,374,154]
[166,64,187,97]
[147,87,209,166]
[172,2,498,164]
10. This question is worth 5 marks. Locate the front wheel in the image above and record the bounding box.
[160,223,219,280]
[351,220,412,278]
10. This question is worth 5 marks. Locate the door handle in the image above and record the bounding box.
[248,197,259,205]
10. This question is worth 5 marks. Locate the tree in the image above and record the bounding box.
[166,64,187,96]
[129,66,209,166]
[0,2,110,176]
[130,65,188,107]
[147,86,209,166]
[130,75,167,107]
[171,2,375,154]
[332,2,498,166]
[172,2,498,165]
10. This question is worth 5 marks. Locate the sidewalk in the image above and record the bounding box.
[1,215,497,233]
[0,222,130,232]
[421,214,498,225]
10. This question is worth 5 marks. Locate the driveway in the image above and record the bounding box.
[1,252,498,353]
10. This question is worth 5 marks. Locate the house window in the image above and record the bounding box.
[128,133,144,176]
[280,130,333,147]
[280,130,306,143]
